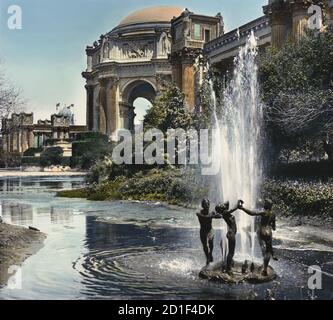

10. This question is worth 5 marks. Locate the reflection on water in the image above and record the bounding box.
[0,176,84,194]
[0,176,332,300]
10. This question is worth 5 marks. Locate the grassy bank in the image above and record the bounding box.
[57,168,208,207]
[57,165,333,221]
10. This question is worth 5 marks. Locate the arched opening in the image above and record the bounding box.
[121,80,156,130]
[133,98,153,125]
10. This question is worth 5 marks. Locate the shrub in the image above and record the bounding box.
[263,179,333,218]
[39,147,64,167]
[72,133,110,169]
[0,152,21,167]
[22,156,40,166]
[57,188,89,199]
[273,160,333,179]
[23,147,43,157]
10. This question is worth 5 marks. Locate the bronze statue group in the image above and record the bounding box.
[197,198,277,277]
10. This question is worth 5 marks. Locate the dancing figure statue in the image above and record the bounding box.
[238,199,277,276]
[215,202,238,273]
[197,199,222,266]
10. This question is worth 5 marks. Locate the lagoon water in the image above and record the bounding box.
[0,176,332,300]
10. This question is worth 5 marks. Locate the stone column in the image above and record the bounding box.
[181,49,201,111]
[271,13,288,49]
[2,134,7,152]
[36,134,40,148]
[18,131,22,153]
[21,129,29,153]
[172,64,183,90]
[8,133,12,152]
[182,63,195,111]
[170,52,182,90]
[28,130,34,148]
[85,85,94,131]
[107,77,120,138]
[292,2,309,41]
[264,0,289,49]
[11,131,17,152]
[98,80,107,134]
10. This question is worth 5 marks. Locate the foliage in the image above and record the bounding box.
[278,140,326,164]
[23,147,43,157]
[62,167,209,206]
[39,147,64,167]
[144,84,193,131]
[0,64,25,126]
[75,132,109,142]
[259,27,333,145]
[263,179,333,219]
[72,133,110,169]
[57,188,89,199]
[86,155,114,184]
[193,76,216,130]
[0,152,21,168]
[272,160,333,179]
[21,156,41,166]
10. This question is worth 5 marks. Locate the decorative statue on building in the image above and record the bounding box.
[103,38,110,59]
[183,8,192,39]
[216,12,224,36]
[160,32,171,55]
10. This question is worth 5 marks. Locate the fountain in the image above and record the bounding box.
[200,32,276,284]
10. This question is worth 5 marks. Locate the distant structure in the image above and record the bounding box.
[1,106,86,155]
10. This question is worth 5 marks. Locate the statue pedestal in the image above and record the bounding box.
[199,261,277,284]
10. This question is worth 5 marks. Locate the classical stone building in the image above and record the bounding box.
[1,113,34,154]
[83,7,181,137]
[264,0,333,48]
[2,1,332,153]
[205,0,333,71]
[83,6,222,138]
[85,2,333,139]
[1,108,86,155]
[170,9,223,109]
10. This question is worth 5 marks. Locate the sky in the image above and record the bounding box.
[0,0,266,125]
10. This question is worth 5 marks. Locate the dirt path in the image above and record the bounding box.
[0,223,46,287]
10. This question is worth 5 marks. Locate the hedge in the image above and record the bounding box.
[75,132,109,143]
[263,179,333,218]
[22,156,71,167]
[23,147,43,157]
[22,156,41,166]
[273,160,333,179]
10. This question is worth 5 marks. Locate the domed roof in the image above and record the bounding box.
[118,6,184,27]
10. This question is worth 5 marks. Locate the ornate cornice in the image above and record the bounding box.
[169,47,202,64]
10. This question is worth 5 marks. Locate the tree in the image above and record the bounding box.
[0,63,25,125]
[144,84,193,132]
[259,27,333,144]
